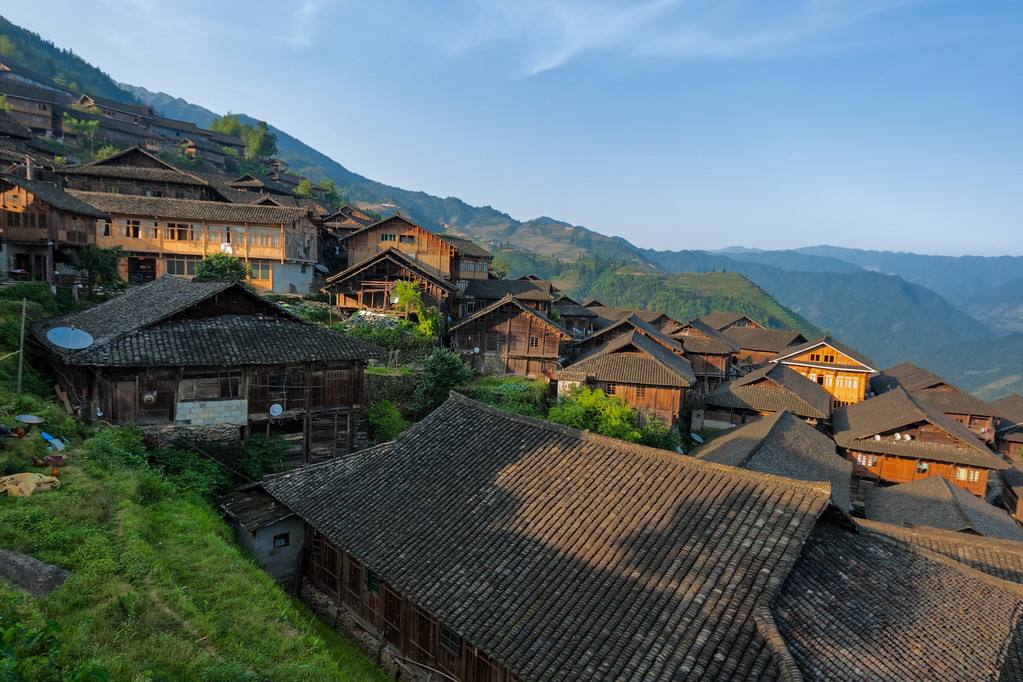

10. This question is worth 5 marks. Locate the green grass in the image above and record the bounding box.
[0,459,387,681]
[365,365,415,376]
[461,376,550,417]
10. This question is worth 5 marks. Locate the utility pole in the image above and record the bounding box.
[16,297,26,396]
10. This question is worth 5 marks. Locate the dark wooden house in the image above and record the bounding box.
[721,327,807,369]
[699,311,764,332]
[572,313,685,359]
[773,336,877,408]
[559,329,696,425]
[59,147,217,200]
[994,394,1023,460]
[704,362,832,427]
[833,386,1008,497]
[321,248,458,315]
[871,362,1001,445]
[550,295,597,338]
[863,476,1023,540]
[261,393,831,682]
[35,277,382,463]
[456,278,555,318]
[665,318,736,390]
[449,294,569,378]
[1,174,106,281]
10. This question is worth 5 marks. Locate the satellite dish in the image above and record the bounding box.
[142,392,157,405]
[315,264,329,274]
[874,434,882,441]
[690,433,705,444]
[269,403,284,418]
[903,434,912,441]
[472,346,480,354]
[894,432,902,440]
[46,326,93,350]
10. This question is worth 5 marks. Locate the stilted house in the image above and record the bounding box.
[699,311,764,332]
[456,278,555,318]
[322,204,374,234]
[994,394,1023,460]
[772,336,877,408]
[871,362,1001,444]
[721,327,807,369]
[863,476,1023,541]
[1,175,106,281]
[34,277,382,464]
[558,330,696,425]
[664,318,736,390]
[833,386,1008,496]
[321,248,458,315]
[66,190,318,292]
[449,295,569,378]
[550,296,598,338]
[693,410,852,512]
[704,362,832,428]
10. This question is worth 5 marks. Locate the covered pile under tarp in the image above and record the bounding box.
[0,473,61,497]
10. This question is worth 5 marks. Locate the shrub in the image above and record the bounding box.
[548,387,641,442]
[462,376,549,417]
[79,426,147,469]
[412,348,474,416]
[365,401,409,443]
[334,314,435,353]
[0,281,59,314]
[194,253,248,281]
[148,446,231,498]
[240,434,287,479]
[134,469,173,506]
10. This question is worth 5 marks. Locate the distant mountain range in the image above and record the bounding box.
[4,15,1021,399]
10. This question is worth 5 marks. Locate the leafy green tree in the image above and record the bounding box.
[366,401,409,443]
[548,387,641,442]
[242,120,277,160]
[93,144,120,161]
[73,245,125,296]
[62,113,99,158]
[210,112,243,137]
[392,281,443,339]
[318,179,342,209]
[294,178,314,198]
[0,95,10,112]
[194,253,248,282]
[412,348,474,416]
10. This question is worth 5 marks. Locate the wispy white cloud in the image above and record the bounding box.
[286,0,325,49]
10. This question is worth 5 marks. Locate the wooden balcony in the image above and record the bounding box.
[97,233,285,261]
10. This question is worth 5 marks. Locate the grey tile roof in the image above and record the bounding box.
[723,327,806,354]
[66,190,309,224]
[61,164,209,185]
[694,411,852,512]
[995,394,1023,426]
[871,361,949,393]
[832,387,1008,470]
[913,386,1001,418]
[449,294,568,337]
[461,278,554,302]
[439,234,492,258]
[669,319,738,355]
[0,78,74,105]
[699,311,760,330]
[774,336,878,373]
[871,362,1000,418]
[552,298,597,318]
[864,476,1023,540]
[263,393,830,682]
[578,314,687,355]
[706,363,832,420]
[773,521,1023,682]
[0,108,31,139]
[1,175,107,218]
[562,330,696,387]
[218,484,295,533]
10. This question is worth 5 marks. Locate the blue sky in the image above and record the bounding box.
[7,1,1022,255]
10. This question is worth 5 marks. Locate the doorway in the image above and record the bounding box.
[128,256,156,284]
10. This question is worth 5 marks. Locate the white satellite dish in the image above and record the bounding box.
[472,346,480,354]
[269,403,284,418]
[894,432,902,440]
[690,433,705,444]
[142,392,157,405]
[46,326,93,350]
[873,434,882,441]
[903,434,912,441]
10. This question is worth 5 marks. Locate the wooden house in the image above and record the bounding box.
[227,173,296,197]
[57,107,162,152]
[584,301,673,331]
[572,313,685,360]
[449,295,569,378]
[77,94,155,126]
[665,318,736,390]
[559,329,696,425]
[67,189,317,293]
[994,394,1023,460]
[261,393,832,682]
[694,410,852,512]
[35,277,381,463]
[179,137,226,167]
[456,278,555,318]
[721,327,807,368]
[704,362,832,427]
[322,204,374,234]
[59,147,216,200]
[863,476,1023,540]
[342,215,493,283]
[833,386,1008,497]
[0,78,71,135]
[1,175,106,281]
[872,362,1001,444]
[772,336,877,408]
[699,311,764,332]
[321,248,457,314]
[551,296,597,338]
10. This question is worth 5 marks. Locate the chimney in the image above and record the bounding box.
[24,154,32,181]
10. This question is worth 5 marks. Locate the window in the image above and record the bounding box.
[854,453,877,467]
[249,259,272,281]
[399,234,415,244]
[816,376,824,385]
[174,191,185,199]
[166,223,194,241]
[810,353,820,362]
[248,228,277,247]
[439,625,462,655]
[607,384,618,395]
[636,386,647,398]
[143,221,160,239]
[5,212,19,227]
[528,336,539,349]
[123,219,140,238]
[102,219,112,237]
[178,370,241,400]
[208,225,232,244]
[381,233,397,242]
[272,533,290,549]
[165,255,200,277]
[143,189,163,198]
[956,467,981,483]
[365,569,380,594]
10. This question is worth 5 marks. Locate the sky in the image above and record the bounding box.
[6,1,1022,255]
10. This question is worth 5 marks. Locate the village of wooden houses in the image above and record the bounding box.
[4,56,1023,682]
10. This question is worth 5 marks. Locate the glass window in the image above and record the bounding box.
[166,223,194,241]
[272,533,290,549]
[123,219,140,238]
[381,233,396,242]
[365,569,380,594]
[439,625,462,655]
[399,234,415,244]
[249,259,272,280]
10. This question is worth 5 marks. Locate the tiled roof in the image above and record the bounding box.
[588,304,666,328]
[1,175,107,218]
[723,327,805,354]
[694,411,852,511]
[218,484,295,533]
[995,394,1023,426]
[699,311,759,330]
[0,78,74,105]
[706,363,832,420]
[263,394,829,682]
[913,386,1001,418]
[0,108,31,139]
[322,248,456,292]
[449,295,568,337]
[61,164,209,185]
[81,94,154,117]
[871,363,999,417]
[669,319,737,355]
[871,361,949,393]
[438,234,492,258]
[832,386,1008,469]
[774,336,878,373]
[552,298,597,318]
[561,330,696,387]
[856,518,1023,585]
[66,190,309,224]
[578,314,687,356]
[773,520,1023,682]
[864,476,1023,540]
[461,278,554,302]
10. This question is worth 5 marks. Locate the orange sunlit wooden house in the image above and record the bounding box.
[833,386,1009,497]
[772,336,877,408]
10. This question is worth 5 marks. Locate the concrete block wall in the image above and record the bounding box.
[272,261,314,295]
[176,399,248,426]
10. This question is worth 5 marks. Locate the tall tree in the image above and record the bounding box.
[242,120,277,160]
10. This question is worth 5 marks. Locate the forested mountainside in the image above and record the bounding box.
[922,333,1023,401]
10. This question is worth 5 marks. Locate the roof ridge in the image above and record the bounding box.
[444,392,832,496]
[448,294,568,335]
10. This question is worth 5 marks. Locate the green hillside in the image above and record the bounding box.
[916,333,1023,400]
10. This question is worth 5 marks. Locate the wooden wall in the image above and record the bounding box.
[62,174,211,200]
[451,306,563,379]
[590,380,682,426]
[847,449,990,496]
[782,345,871,406]
[347,221,457,279]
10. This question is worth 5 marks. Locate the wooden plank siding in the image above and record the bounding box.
[847,450,990,497]
[597,381,682,426]
[779,344,873,407]
[451,305,564,379]
[306,527,511,682]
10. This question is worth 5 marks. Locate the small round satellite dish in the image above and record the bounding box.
[690,433,705,444]
[315,264,329,274]
[473,346,480,354]
[874,434,882,441]
[15,414,44,425]
[269,403,284,418]
[46,326,94,350]
[894,432,902,440]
